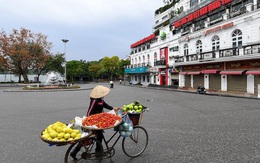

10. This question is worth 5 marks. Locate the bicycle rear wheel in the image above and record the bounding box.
[122,126,148,157]
[64,137,103,163]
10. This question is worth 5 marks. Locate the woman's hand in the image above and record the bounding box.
[113,107,120,111]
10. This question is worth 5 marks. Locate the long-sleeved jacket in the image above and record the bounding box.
[87,98,113,116]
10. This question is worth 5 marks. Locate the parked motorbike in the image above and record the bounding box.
[197,86,206,94]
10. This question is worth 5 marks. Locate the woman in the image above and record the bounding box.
[70,85,119,160]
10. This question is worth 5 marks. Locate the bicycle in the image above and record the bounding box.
[64,108,149,163]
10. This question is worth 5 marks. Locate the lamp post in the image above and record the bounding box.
[62,39,69,83]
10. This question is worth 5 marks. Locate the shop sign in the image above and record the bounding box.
[178,31,204,43]
[204,53,213,59]
[174,0,232,28]
[149,67,159,73]
[205,22,233,35]
[226,60,260,69]
[125,67,148,74]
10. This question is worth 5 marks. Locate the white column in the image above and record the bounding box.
[179,75,185,87]
[221,75,227,91]
[204,74,209,89]
[247,74,254,94]
[258,84,260,98]
[191,75,194,88]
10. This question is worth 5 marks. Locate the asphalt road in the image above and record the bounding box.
[0,83,260,163]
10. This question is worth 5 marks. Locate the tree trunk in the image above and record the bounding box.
[18,74,21,83]
[22,73,29,83]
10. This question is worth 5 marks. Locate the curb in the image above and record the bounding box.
[132,85,259,100]
[3,87,93,92]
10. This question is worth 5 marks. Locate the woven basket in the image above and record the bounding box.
[127,112,143,126]
[40,130,91,146]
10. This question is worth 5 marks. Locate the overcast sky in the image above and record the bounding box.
[0,0,164,61]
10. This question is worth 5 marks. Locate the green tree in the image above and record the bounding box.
[101,56,119,80]
[66,60,89,83]
[117,59,130,79]
[44,53,65,74]
[88,62,102,81]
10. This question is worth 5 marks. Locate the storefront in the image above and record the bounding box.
[220,70,247,92]
[246,70,260,94]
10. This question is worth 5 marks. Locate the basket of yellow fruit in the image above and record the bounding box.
[40,121,91,146]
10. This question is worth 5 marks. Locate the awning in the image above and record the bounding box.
[201,69,220,74]
[179,72,187,75]
[187,71,201,75]
[220,70,245,75]
[246,70,260,75]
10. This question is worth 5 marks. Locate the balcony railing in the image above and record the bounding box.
[154,60,166,66]
[128,42,260,67]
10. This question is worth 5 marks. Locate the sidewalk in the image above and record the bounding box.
[133,84,259,100]
[177,87,259,100]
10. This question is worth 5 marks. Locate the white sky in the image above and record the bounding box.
[0,0,164,61]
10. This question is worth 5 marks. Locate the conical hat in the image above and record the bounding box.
[90,85,110,98]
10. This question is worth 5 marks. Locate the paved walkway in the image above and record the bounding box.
[127,83,260,100]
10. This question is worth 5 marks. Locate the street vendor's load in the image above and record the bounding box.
[41,121,82,142]
[82,112,121,129]
[122,101,144,113]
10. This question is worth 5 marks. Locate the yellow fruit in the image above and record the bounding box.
[70,132,77,138]
[47,128,55,133]
[52,125,58,130]
[65,128,73,133]
[53,138,59,141]
[56,127,63,133]
[58,132,65,139]
[59,138,66,142]
[74,136,81,140]
[76,133,81,138]
[49,132,58,138]
[68,138,74,141]
[42,133,49,139]
[55,121,64,126]
[73,130,80,134]
[47,137,53,141]
[64,133,70,139]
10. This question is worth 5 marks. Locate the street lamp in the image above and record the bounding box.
[62,39,69,83]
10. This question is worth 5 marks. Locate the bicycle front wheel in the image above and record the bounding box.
[122,126,148,157]
[64,137,103,163]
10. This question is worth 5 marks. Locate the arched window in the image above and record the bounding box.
[154,52,157,62]
[184,44,189,56]
[212,35,220,51]
[196,40,202,54]
[232,29,242,47]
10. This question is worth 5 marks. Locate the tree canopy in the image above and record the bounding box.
[0,27,52,83]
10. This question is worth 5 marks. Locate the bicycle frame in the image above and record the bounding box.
[101,130,121,152]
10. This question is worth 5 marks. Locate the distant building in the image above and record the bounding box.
[125,0,260,95]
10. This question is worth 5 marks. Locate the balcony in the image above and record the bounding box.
[154,60,166,66]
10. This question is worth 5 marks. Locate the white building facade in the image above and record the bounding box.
[126,0,260,95]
